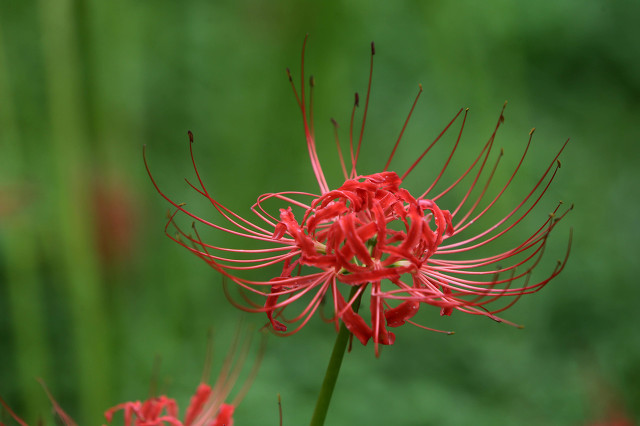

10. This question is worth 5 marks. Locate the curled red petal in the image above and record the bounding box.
[385,300,420,327]
[336,290,371,345]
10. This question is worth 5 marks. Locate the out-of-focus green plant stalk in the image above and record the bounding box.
[38,0,111,422]
[0,24,52,424]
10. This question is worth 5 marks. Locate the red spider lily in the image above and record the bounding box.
[145,36,571,355]
[104,331,263,426]
[0,333,262,426]
[103,385,234,426]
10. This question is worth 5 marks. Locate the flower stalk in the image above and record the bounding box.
[310,285,363,426]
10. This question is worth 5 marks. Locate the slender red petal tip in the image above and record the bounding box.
[188,130,194,143]
[370,41,376,55]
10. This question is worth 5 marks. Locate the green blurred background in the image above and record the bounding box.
[1,1,639,425]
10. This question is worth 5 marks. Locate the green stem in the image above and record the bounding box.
[38,0,111,421]
[310,286,362,426]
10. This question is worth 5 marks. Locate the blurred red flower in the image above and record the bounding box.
[104,332,262,426]
[1,332,262,426]
[147,37,571,355]
[103,384,234,426]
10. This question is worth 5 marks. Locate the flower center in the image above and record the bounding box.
[274,171,453,285]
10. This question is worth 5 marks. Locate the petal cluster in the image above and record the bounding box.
[104,385,234,426]
[0,332,262,425]
[268,171,454,345]
[104,331,262,426]
[274,171,453,280]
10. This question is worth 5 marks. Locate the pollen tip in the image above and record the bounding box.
[465,107,470,111]
[286,67,292,81]
[499,147,504,157]
[529,127,536,136]
[354,92,360,107]
[309,75,315,87]
[370,41,376,55]
[177,202,186,207]
[447,331,455,335]
[418,83,423,91]
[330,117,338,127]
[188,130,194,143]
[570,203,575,210]
[503,100,508,108]
[557,159,562,168]
[517,324,525,330]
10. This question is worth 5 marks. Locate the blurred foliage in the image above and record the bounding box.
[1,1,639,425]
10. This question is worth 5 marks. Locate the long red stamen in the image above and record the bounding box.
[349,93,359,178]
[331,117,348,179]
[402,108,464,180]
[354,42,376,172]
[384,84,423,171]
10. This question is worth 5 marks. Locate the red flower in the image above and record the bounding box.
[146,36,571,355]
[0,334,261,426]
[104,332,263,426]
[103,386,234,426]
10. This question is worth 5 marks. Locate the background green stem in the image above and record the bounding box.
[38,0,111,421]
[310,286,362,426]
